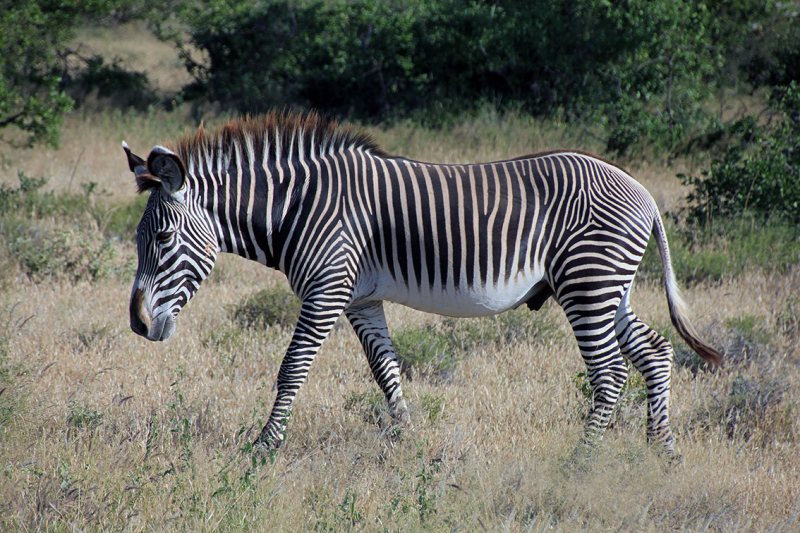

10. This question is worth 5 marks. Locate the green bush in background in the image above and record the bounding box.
[3,0,798,157]
[0,0,172,148]
[682,81,800,227]
[163,0,797,156]
[169,1,714,133]
[0,172,138,283]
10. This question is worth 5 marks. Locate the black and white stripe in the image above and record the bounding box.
[124,112,722,455]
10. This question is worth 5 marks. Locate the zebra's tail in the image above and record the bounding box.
[652,210,723,366]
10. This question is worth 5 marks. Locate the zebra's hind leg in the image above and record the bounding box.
[562,299,629,448]
[345,301,410,425]
[615,287,676,455]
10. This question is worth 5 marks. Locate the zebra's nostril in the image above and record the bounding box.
[130,288,151,337]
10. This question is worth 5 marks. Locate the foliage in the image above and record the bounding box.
[687,315,794,447]
[638,221,800,285]
[0,1,117,146]
[64,54,159,111]
[392,323,462,380]
[731,1,800,88]
[67,401,104,429]
[573,367,647,411]
[601,1,722,155]
[342,387,386,426]
[164,0,727,152]
[681,82,800,226]
[393,309,560,379]
[0,172,136,283]
[0,0,168,146]
[230,285,302,330]
[713,375,789,443]
[9,226,117,282]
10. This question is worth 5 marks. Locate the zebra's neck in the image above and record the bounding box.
[187,155,307,272]
[174,112,384,274]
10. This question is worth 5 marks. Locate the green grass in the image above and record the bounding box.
[639,220,800,285]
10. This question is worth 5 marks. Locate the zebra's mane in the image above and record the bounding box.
[172,110,386,174]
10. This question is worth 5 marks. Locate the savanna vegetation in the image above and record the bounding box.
[0,1,798,531]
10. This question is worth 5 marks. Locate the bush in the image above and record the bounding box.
[0,172,136,283]
[392,323,461,380]
[229,285,302,329]
[9,225,117,282]
[638,221,800,284]
[701,374,790,444]
[682,82,800,227]
[734,1,800,89]
[168,0,723,147]
[0,171,93,220]
[393,308,560,380]
[0,1,125,146]
[64,54,159,111]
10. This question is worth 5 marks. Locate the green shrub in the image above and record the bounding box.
[67,401,104,429]
[65,54,159,111]
[691,374,792,446]
[8,225,116,282]
[342,388,386,426]
[0,171,95,220]
[0,172,136,283]
[393,309,560,380]
[573,367,647,410]
[735,1,800,89]
[0,1,128,147]
[392,323,461,380]
[229,285,301,329]
[682,82,800,227]
[168,0,724,148]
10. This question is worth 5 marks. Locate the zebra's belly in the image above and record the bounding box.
[372,271,546,317]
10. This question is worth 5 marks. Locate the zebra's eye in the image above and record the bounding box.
[155,231,172,245]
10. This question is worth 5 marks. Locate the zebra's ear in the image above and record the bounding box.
[147,145,186,195]
[122,141,146,175]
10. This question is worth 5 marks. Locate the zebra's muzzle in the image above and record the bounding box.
[130,288,176,341]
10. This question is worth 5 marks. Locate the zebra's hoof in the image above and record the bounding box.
[251,436,283,460]
[665,453,684,471]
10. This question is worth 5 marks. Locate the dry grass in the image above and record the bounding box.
[1,254,798,531]
[1,53,799,530]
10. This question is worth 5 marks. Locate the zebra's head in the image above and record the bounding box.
[123,142,218,341]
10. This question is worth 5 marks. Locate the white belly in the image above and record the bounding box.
[370,270,546,317]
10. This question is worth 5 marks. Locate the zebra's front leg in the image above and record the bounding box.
[254,297,345,451]
[345,301,410,425]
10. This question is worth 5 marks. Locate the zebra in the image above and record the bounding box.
[122,111,722,456]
